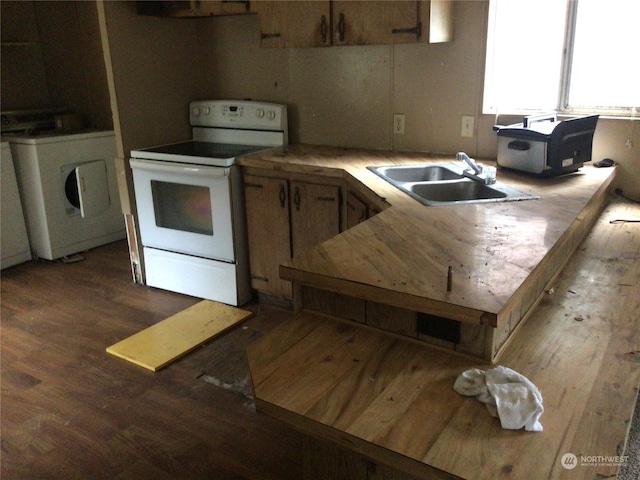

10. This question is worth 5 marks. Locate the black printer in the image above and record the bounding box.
[495,114,599,177]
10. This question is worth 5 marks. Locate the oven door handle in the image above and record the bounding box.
[129,158,230,177]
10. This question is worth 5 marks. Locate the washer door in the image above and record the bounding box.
[65,160,111,218]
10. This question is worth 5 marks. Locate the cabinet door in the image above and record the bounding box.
[346,190,368,229]
[253,1,331,48]
[243,175,292,298]
[333,1,421,46]
[419,0,454,43]
[290,181,341,256]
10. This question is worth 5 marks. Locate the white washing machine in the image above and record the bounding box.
[8,130,125,260]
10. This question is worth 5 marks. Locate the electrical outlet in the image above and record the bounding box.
[461,115,474,137]
[393,114,405,135]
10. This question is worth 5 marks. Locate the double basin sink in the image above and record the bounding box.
[368,163,538,206]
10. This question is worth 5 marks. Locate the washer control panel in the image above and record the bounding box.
[189,100,287,131]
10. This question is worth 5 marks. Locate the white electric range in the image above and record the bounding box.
[130,100,288,306]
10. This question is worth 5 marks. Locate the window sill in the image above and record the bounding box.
[488,111,639,123]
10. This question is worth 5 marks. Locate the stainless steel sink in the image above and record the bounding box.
[367,163,538,206]
[370,165,464,182]
[410,181,506,202]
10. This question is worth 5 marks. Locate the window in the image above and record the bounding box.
[483,0,640,116]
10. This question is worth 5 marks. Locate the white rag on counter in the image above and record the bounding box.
[453,366,544,432]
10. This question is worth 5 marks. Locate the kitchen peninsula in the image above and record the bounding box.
[240,144,637,479]
[240,144,616,362]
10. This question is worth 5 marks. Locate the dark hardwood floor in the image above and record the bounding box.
[1,240,302,479]
[5,198,637,480]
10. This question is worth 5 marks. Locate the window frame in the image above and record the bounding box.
[484,0,638,118]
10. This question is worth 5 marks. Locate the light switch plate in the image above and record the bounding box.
[461,115,474,137]
[394,114,405,135]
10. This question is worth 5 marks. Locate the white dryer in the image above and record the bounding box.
[8,130,125,260]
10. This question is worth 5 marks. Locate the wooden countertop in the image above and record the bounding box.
[239,144,617,327]
[247,198,640,480]
[242,146,637,479]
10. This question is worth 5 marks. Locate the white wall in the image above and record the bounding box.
[195,2,639,198]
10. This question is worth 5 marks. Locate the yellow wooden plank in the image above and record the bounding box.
[107,300,253,371]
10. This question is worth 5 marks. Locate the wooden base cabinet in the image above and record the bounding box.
[244,174,292,299]
[346,189,382,228]
[244,172,343,300]
[291,180,342,255]
[302,435,426,480]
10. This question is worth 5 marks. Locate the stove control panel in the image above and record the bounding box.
[190,100,287,132]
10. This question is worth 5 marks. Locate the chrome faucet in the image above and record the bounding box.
[457,152,482,175]
[456,152,496,185]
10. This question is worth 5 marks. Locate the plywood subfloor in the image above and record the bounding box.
[107,300,253,371]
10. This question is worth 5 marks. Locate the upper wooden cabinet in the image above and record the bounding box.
[333,1,421,46]
[425,0,455,43]
[136,1,251,18]
[252,0,453,48]
[252,1,331,48]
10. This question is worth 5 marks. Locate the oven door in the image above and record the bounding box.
[130,158,235,262]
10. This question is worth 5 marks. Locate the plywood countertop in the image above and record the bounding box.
[247,198,640,480]
[239,144,617,327]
